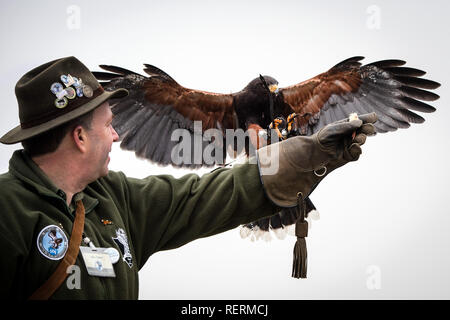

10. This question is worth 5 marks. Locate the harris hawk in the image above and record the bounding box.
[92,56,440,241]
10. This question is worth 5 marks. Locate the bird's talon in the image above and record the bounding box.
[276,128,283,139]
[287,113,298,123]
[286,113,298,136]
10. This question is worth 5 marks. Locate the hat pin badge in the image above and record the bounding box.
[82,85,93,98]
[60,74,75,87]
[50,74,94,108]
[72,76,93,98]
[50,82,68,109]
[72,77,85,97]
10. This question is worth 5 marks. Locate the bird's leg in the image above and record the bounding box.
[286,113,299,136]
[269,118,285,140]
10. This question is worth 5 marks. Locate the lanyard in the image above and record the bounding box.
[82,233,96,249]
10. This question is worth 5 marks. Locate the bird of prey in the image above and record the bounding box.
[48,230,63,249]
[92,56,440,240]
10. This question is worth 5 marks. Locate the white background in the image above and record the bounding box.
[1,0,449,299]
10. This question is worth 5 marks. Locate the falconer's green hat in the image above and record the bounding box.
[0,56,128,144]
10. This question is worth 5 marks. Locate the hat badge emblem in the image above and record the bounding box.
[50,74,93,109]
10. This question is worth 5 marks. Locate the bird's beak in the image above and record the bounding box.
[269,84,279,94]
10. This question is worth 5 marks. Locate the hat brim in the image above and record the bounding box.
[0,88,128,144]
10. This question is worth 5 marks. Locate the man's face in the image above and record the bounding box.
[84,102,119,180]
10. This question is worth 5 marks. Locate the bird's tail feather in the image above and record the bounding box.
[240,198,319,242]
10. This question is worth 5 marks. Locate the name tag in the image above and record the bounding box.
[80,246,116,277]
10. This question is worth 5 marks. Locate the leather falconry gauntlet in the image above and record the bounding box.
[257,112,378,208]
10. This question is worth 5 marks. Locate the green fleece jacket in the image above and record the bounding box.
[0,150,277,299]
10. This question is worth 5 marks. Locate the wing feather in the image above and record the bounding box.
[93,64,237,167]
[279,57,439,134]
[393,76,441,89]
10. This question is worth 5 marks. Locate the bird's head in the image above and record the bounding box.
[244,75,279,95]
[236,75,280,130]
[262,76,279,95]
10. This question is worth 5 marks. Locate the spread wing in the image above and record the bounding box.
[279,56,440,134]
[93,64,238,168]
[243,57,440,241]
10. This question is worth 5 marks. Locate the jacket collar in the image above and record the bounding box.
[8,150,98,215]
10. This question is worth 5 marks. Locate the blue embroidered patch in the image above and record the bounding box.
[37,225,68,260]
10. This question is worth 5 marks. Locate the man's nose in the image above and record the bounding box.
[112,127,119,142]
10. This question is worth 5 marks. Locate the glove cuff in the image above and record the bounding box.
[256,136,328,207]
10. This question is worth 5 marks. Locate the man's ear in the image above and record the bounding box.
[72,125,88,153]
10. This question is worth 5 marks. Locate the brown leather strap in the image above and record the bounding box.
[28,200,85,300]
[292,192,308,279]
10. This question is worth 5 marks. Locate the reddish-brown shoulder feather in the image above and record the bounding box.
[278,56,439,135]
[280,59,362,127]
[142,77,236,132]
[93,64,237,167]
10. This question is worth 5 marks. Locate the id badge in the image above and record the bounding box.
[80,246,116,277]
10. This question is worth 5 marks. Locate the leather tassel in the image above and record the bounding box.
[292,192,308,278]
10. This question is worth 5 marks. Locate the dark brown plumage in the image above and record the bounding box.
[92,56,440,239]
[94,64,278,167]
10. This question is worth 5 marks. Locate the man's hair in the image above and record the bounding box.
[22,110,95,157]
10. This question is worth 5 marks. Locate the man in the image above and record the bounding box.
[0,57,376,299]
